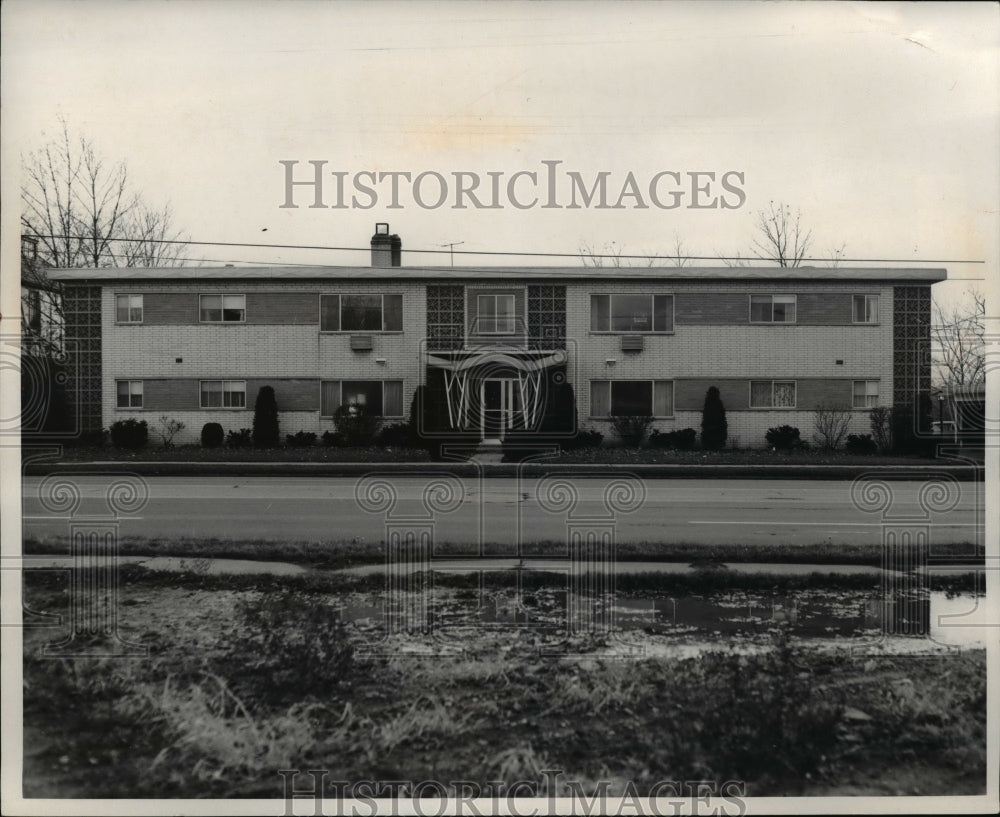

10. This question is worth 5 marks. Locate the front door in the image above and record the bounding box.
[480,378,517,440]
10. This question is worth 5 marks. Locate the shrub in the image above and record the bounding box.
[285,431,318,447]
[333,403,382,447]
[813,405,852,450]
[227,590,354,706]
[72,429,108,448]
[376,423,413,448]
[869,406,891,452]
[568,428,604,449]
[700,386,728,450]
[109,418,148,450]
[890,395,936,456]
[609,415,653,447]
[648,428,698,450]
[765,425,804,451]
[226,427,253,448]
[845,433,878,455]
[321,430,346,447]
[252,386,280,448]
[200,422,225,448]
[155,416,185,449]
[502,376,577,461]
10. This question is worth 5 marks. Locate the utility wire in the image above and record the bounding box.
[25,234,984,265]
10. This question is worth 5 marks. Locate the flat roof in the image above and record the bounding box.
[47,265,948,283]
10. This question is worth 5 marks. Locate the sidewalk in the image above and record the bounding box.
[18,553,887,577]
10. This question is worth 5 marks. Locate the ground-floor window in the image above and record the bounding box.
[321,380,404,417]
[853,380,879,408]
[116,380,143,408]
[590,380,673,417]
[749,380,796,408]
[200,380,246,408]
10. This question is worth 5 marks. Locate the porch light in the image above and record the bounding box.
[605,358,617,366]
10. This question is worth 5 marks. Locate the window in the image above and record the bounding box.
[477,294,516,334]
[590,380,673,417]
[200,294,245,323]
[853,380,879,408]
[200,380,246,408]
[320,380,404,417]
[749,294,796,323]
[116,294,143,323]
[853,294,879,324]
[749,380,797,408]
[116,380,143,408]
[590,294,673,333]
[320,294,403,332]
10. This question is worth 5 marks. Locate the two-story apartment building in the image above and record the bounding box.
[48,225,944,448]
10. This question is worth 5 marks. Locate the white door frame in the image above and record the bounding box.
[480,377,516,441]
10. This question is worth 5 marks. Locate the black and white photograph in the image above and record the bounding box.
[1,1,997,814]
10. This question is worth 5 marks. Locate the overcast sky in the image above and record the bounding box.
[2,0,997,306]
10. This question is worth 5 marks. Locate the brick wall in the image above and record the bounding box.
[102,281,426,437]
[95,277,899,447]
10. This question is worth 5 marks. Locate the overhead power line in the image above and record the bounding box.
[25,234,984,264]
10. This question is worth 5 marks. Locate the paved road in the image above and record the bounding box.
[22,476,983,547]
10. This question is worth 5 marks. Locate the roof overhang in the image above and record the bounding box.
[46,265,949,284]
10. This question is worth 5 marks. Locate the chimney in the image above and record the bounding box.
[371,222,402,267]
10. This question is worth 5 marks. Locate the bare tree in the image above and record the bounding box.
[932,290,986,388]
[751,201,812,267]
[668,234,689,268]
[827,242,847,268]
[580,241,625,267]
[21,118,188,268]
[580,238,683,268]
[718,249,750,268]
[814,405,852,450]
[118,204,188,267]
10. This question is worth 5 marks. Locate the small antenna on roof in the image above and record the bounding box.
[439,241,464,267]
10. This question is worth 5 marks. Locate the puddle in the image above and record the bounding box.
[337,587,989,648]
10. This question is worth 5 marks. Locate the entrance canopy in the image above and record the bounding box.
[425,351,564,373]
[425,350,566,433]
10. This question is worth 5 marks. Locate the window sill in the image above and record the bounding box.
[588,331,674,336]
[321,417,405,421]
[114,322,144,326]
[319,331,404,335]
[588,415,676,420]
[748,406,798,410]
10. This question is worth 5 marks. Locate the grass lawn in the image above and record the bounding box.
[21,567,987,799]
[22,534,986,571]
[37,443,965,466]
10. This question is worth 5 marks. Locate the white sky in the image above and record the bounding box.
[2,0,998,306]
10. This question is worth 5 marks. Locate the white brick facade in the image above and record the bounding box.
[46,264,941,448]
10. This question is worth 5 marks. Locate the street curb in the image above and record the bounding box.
[22,460,984,480]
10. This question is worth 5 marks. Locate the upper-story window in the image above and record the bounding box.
[116,294,143,324]
[200,294,245,323]
[852,294,879,324]
[749,294,796,323]
[476,294,516,334]
[590,294,673,333]
[320,294,403,332]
